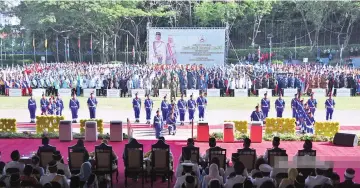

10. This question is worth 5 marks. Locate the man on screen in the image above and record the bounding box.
[153,32,166,64]
[166,36,177,64]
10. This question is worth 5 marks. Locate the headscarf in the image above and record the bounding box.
[208,163,220,179]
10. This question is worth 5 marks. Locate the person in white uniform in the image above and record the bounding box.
[173,163,198,188]
[251,164,276,188]
[40,160,69,188]
[224,161,248,188]
[305,168,333,188]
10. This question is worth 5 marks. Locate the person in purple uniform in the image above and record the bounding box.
[69,93,80,123]
[196,91,207,121]
[87,92,98,119]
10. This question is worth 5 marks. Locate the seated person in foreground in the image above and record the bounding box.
[224,161,249,188]
[208,179,223,188]
[178,138,196,163]
[101,139,118,170]
[202,164,224,188]
[174,163,198,188]
[175,147,200,178]
[202,137,217,162]
[238,138,256,154]
[76,152,92,182]
[3,150,25,175]
[30,155,44,178]
[46,151,71,179]
[250,157,267,177]
[251,164,276,188]
[338,168,360,188]
[294,139,315,156]
[37,137,56,156]
[224,154,248,179]
[20,165,39,186]
[305,167,333,188]
[40,160,69,188]
[263,136,283,162]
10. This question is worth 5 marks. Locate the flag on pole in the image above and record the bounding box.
[132,46,135,58]
[78,34,81,48]
[32,34,35,47]
[90,34,93,50]
[44,34,47,49]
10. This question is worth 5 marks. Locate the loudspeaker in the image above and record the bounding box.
[333,133,358,147]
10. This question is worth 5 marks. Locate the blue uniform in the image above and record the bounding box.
[69,99,80,120]
[161,100,169,121]
[250,111,264,121]
[196,96,207,120]
[144,99,153,121]
[187,99,196,121]
[297,104,306,130]
[56,99,64,116]
[275,98,285,117]
[177,99,187,123]
[307,98,317,116]
[325,98,335,120]
[305,115,315,134]
[153,115,163,139]
[167,115,177,135]
[40,98,48,115]
[261,98,270,118]
[28,98,36,121]
[132,97,141,121]
[87,97,98,119]
[47,103,56,115]
[291,98,298,118]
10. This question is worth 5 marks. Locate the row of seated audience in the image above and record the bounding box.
[0,136,359,188]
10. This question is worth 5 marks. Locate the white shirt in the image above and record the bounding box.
[40,173,69,188]
[174,173,193,188]
[224,175,247,188]
[224,166,249,181]
[3,161,25,175]
[305,175,332,188]
[46,162,71,179]
[252,177,276,188]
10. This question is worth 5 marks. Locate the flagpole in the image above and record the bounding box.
[33,34,36,62]
[78,33,81,62]
[64,37,67,62]
[45,34,47,63]
[56,35,59,62]
[102,34,105,63]
[114,34,117,62]
[90,33,93,64]
[126,34,128,63]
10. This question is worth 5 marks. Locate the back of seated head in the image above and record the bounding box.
[70,176,80,187]
[50,182,62,188]
[158,136,165,142]
[11,150,20,161]
[330,172,340,182]
[23,165,34,176]
[52,150,62,161]
[83,150,90,161]
[285,185,296,188]
[31,155,40,165]
[48,160,58,173]
[303,139,313,150]
[254,157,266,170]
[42,136,50,145]
[209,179,222,188]
[10,174,20,186]
[102,139,109,145]
[76,139,84,147]
[315,168,327,176]
[234,161,245,175]
[183,165,193,174]
[243,138,251,148]
[209,137,216,147]
[43,183,52,188]
[272,136,280,147]
[187,138,194,146]
[243,179,253,188]
[321,184,334,188]
[260,180,275,188]
[232,183,243,188]
[210,157,220,168]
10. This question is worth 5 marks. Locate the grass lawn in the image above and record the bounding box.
[0,96,358,111]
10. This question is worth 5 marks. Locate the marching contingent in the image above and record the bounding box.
[0,62,359,137]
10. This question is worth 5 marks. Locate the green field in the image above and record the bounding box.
[0,96,358,111]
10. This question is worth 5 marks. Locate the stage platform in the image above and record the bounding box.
[0,139,359,187]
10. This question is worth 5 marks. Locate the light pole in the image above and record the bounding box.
[267,34,273,64]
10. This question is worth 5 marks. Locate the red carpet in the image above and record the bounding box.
[0,139,359,187]
[16,122,360,130]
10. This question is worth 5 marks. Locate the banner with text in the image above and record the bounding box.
[148,28,226,67]
[83,89,96,98]
[158,89,170,99]
[58,89,72,97]
[9,89,21,97]
[284,88,298,97]
[258,89,272,97]
[32,89,46,97]
[234,89,248,97]
[187,89,199,98]
[107,89,120,98]
[131,89,146,98]
[336,88,351,97]
[207,89,220,97]
[312,88,326,97]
